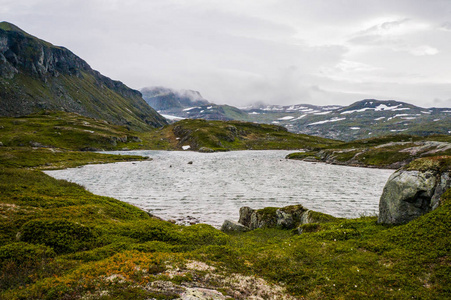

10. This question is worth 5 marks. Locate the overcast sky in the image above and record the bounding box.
[2,0,451,107]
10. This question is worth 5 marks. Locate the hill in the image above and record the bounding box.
[0,111,340,153]
[147,118,340,152]
[0,22,167,130]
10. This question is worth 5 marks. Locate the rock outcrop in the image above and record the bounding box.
[378,157,451,224]
[221,204,336,232]
[220,220,250,233]
[0,22,167,130]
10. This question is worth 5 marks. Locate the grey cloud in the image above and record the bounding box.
[1,0,451,107]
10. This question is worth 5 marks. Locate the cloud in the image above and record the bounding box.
[1,0,451,107]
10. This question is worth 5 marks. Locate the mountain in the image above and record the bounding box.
[141,86,251,122]
[0,22,167,130]
[143,86,450,140]
[141,86,209,110]
[248,99,451,141]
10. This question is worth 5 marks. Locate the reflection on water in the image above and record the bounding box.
[45,150,393,228]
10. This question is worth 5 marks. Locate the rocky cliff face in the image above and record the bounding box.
[378,157,451,224]
[0,22,167,130]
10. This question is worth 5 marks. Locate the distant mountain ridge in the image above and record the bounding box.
[141,86,250,122]
[0,22,167,130]
[254,99,451,141]
[141,85,451,141]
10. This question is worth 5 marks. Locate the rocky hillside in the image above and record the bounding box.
[141,86,251,122]
[287,134,451,169]
[0,22,167,130]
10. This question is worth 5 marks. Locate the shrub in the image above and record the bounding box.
[0,242,55,264]
[20,219,96,254]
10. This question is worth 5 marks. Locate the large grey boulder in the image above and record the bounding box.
[378,170,451,224]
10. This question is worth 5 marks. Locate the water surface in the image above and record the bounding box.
[45,150,393,228]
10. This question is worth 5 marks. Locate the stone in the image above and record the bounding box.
[238,205,309,230]
[431,172,451,210]
[180,287,226,300]
[238,206,254,227]
[378,170,451,224]
[199,147,215,153]
[220,220,250,233]
[29,141,44,147]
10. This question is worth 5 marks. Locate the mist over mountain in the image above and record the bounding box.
[0,22,167,130]
[141,86,210,111]
[141,86,250,122]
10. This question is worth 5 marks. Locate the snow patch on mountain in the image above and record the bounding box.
[278,116,295,120]
[314,111,332,115]
[307,117,346,126]
[183,107,199,111]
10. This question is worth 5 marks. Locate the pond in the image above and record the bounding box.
[45,150,394,228]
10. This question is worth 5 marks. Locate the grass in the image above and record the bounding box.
[152,118,341,151]
[0,113,450,298]
[1,146,450,299]
[0,111,342,152]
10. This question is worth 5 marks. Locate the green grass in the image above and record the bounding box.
[1,147,450,299]
[0,113,450,299]
[155,118,340,151]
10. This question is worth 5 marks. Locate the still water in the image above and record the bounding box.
[45,150,393,228]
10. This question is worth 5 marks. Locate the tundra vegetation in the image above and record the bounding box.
[0,112,450,299]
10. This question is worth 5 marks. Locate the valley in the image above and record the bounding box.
[0,21,450,300]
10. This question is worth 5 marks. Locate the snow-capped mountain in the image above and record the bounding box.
[246,100,451,141]
[140,87,451,141]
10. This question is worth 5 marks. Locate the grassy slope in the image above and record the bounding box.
[150,118,340,151]
[0,111,161,151]
[0,112,340,152]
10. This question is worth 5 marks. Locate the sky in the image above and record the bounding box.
[2,0,451,108]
